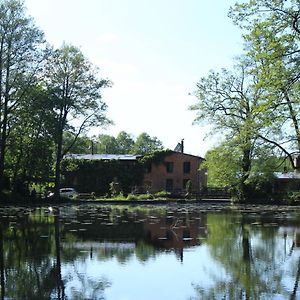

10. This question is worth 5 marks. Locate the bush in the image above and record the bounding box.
[137,193,154,200]
[154,190,171,199]
[287,191,300,204]
[126,193,139,200]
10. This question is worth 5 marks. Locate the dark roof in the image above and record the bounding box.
[65,151,204,161]
[65,154,141,161]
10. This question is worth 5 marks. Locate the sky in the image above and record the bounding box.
[24,0,243,157]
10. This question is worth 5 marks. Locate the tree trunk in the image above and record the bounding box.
[54,134,63,201]
[0,41,11,192]
[240,147,252,201]
[54,111,67,201]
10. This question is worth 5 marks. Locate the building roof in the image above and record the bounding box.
[274,172,300,179]
[65,151,204,161]
[65,154,141,161]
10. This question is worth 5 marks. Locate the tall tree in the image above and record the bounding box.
[190,62,267,200]
[63,132,91,154]
[131,132,163,155]
[96,134,118,154]
[44,44,110,199]
[7,85,55,189]
[229,0,300,170]
[116,131,134,154]
[0,0,46,191]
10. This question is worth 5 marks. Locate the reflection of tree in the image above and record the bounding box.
[68,263,111,300]
[54,207,65,299]
[0,207,69,299]
[191,213,289,300]
[0,223,5,300]
[291,257,300,300]
[135,241,156,263]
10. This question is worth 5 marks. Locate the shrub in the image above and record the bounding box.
[287,191,300,204]
[137,193,154,200]
[126,193,139,200]
[154,190,171,199]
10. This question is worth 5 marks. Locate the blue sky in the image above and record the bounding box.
[24,0,243,156]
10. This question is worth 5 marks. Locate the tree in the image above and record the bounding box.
[116,131,134,154]
[131,132,164,155]
[6,85,55,189]
[44,44,111,199]
[229,0,300,170]
[63,132,91,154]
[190,62,269,200]
[0,0,46,191]
[96,134,118,154]
[201,141,241,188]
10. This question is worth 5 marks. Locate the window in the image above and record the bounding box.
[166,179,173,192]
[166,162,174,173]
[183,161,191,173]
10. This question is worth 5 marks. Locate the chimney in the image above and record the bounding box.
[181,139,184,153]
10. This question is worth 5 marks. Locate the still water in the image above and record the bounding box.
[1,203,300,299]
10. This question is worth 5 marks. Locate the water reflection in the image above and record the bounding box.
[0,204,300,299]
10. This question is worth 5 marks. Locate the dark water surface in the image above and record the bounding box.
[1,203,300,299]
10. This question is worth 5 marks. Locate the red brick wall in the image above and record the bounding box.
[143,152,207,193]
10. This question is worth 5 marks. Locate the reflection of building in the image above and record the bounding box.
[143,211,207,250]
[60,208,207,253]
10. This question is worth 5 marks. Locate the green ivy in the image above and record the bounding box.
[140,150,173,165]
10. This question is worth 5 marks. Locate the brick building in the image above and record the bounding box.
[63,142,207,195]
[142,151,207,194]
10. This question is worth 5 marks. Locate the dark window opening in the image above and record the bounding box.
[166,162,174,173]
[183,161,191,173]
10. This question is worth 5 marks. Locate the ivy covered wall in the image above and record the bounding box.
[61,158,144,195]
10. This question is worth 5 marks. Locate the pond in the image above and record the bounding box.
[0,203,300,299]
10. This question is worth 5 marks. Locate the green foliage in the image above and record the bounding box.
[154,190,171,199]
[126,193,138,200]
[63,132,91,154]
[229,0,300,167]
[137,193,154,200]
[0,0,47,191]
[185,180,192,198]
[132,132,164,155]
[61,158,144,195]
[96,134,119,154]
[140,149,173,165]
[202,142,241,188]
[109,179,121,197]
[116,131,135,154]
[45,43,111,197]
[287,191,300,205]
[202,140,281,201]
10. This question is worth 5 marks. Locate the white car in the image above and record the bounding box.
[59,188,78,199]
